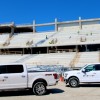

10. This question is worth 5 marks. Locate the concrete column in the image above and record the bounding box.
[76,45,78,52]
[23,48,24,55]
[55,18,58,32]
[33,20,36,33]
[47,47,49,53]
[79,17,82,29]
[85,45,88,51]
[0,49,1,54]
[55,46,57,53]
[30,48,32,54]
[10,22,15,38]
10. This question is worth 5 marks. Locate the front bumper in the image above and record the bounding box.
[64,79,68,84]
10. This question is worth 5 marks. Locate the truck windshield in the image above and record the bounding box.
[79,64,87,70]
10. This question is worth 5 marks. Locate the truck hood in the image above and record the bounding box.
[64,70,80,74]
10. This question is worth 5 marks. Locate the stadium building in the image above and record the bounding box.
[0,17,100,69]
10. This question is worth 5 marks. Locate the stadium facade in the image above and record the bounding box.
[0,18,100,68]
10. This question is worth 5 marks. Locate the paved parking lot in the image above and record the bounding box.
[0,82,100,100]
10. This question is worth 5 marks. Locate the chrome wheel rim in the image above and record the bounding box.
[70,79,77,87]
[35,83,45,95]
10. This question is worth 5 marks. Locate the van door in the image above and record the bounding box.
[0,65,27,89]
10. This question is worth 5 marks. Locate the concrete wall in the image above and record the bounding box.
[58,20,100,33]
[58,22,79,33]
[82,21,100,30]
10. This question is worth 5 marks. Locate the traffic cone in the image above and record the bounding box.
[59,76,64,82]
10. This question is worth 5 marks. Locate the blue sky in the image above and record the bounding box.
[0,0,100,31]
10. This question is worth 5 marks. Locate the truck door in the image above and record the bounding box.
[91,64,100,82]
[0,64,27,89]
[80,64,96,82]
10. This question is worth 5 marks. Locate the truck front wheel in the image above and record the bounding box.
[33,82,47,95]
[69,77,79,88]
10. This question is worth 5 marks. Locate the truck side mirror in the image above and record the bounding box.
[82,69,86,73]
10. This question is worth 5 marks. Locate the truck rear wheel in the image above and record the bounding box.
[33,82,47,95]
[69,77,79,88]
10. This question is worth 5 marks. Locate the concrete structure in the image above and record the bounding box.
[1,17,100,33]
[0,18,100,68]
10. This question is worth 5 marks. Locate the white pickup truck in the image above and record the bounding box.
[64,63,100,87]
[0,63,58,95]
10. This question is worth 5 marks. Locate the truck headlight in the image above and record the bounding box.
[64,73,68,78]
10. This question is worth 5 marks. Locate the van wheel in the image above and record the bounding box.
[33,82,47,95]
[69,77,79,88]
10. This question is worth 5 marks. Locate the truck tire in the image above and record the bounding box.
[33,82,47,95]
[69,77,79,88]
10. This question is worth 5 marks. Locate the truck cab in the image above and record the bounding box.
[0,63,27,89]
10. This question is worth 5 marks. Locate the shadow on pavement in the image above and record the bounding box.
[47,88,64,94]
[66,83,100,88]
[0,90,33,97]
[80,83,100,87]
[0,88,64,97]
